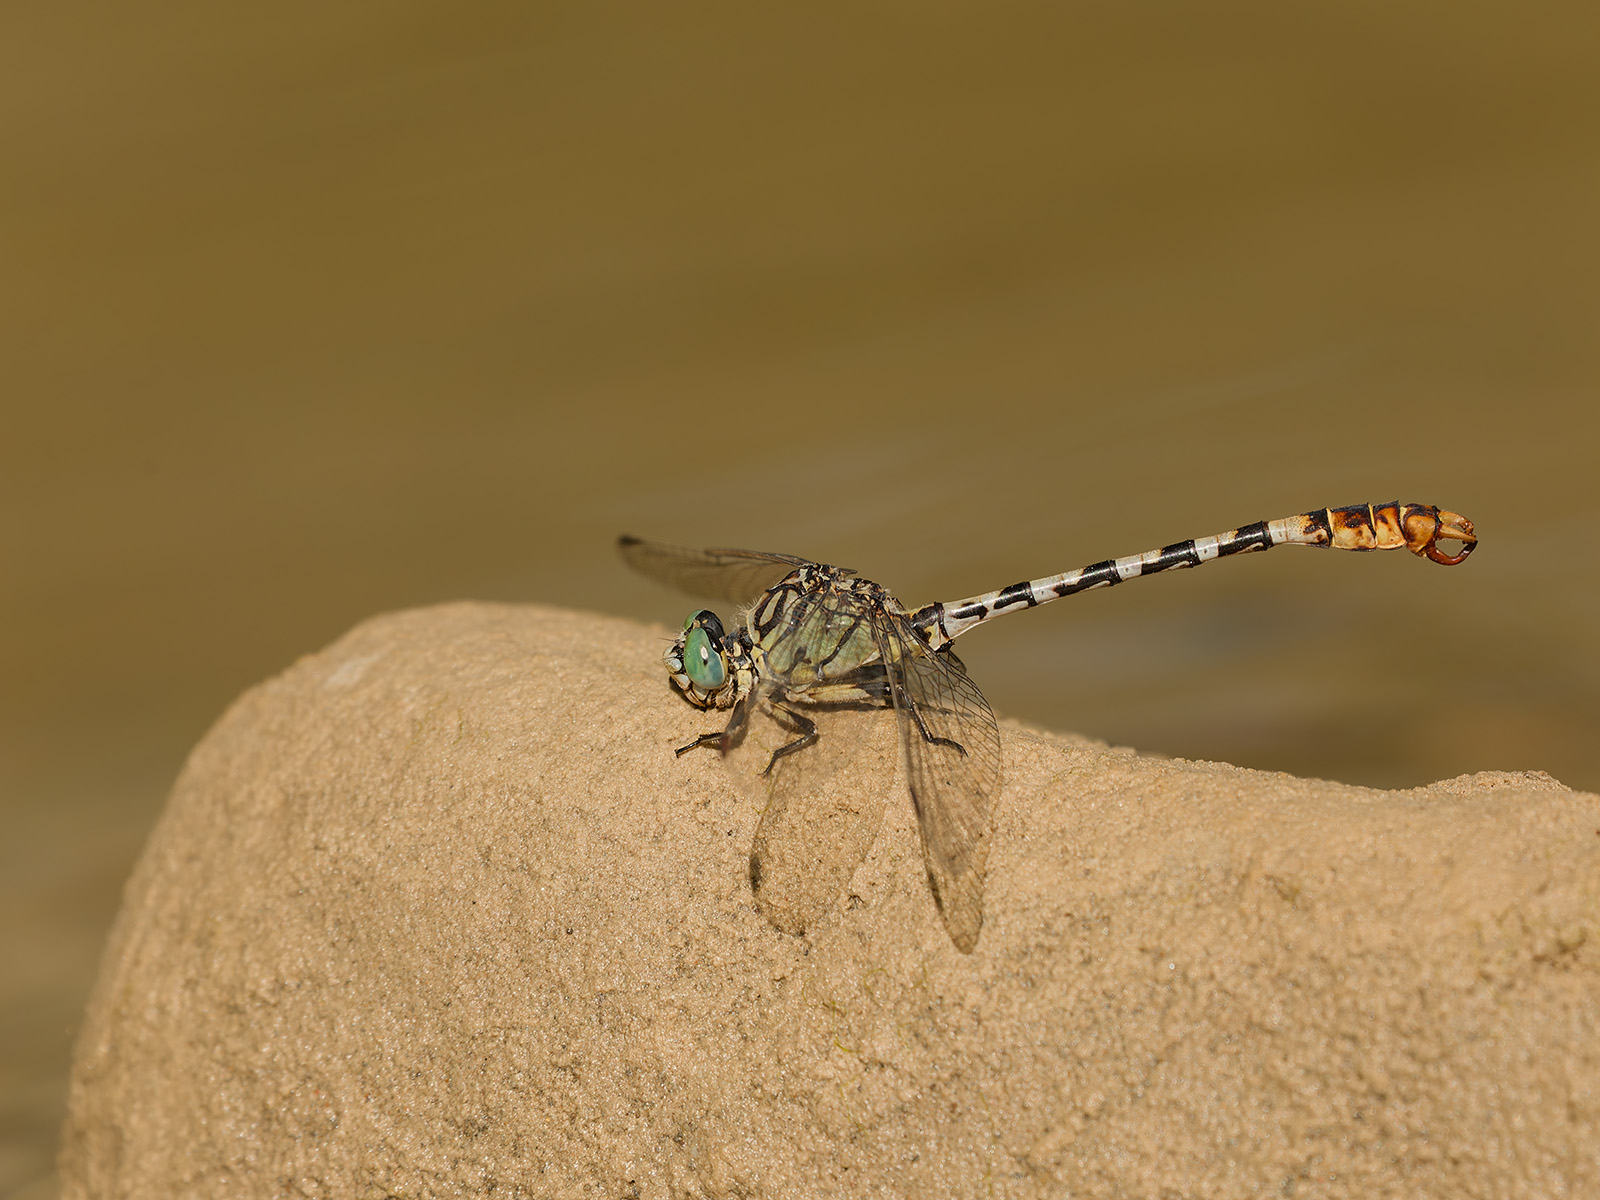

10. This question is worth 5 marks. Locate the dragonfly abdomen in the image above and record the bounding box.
[916,502,1476,645]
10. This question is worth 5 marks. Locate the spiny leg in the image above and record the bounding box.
[904,685,968,756]
[760,701,819,776]
[674,695,752,757]
[755,668,896,775]
[675,731,728,756]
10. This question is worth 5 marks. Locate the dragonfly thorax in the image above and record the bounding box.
[664,609,753,711]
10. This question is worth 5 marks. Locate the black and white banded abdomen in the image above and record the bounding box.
[915,502,1476,646]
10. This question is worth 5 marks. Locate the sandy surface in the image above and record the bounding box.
[60,604,1600,1197]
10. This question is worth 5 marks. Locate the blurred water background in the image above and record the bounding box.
[3,3,1597,1194]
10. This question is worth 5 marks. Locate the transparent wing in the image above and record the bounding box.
[872,610,1002,954]
[617,535,815,607]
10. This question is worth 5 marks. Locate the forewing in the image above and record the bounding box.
[617,535,813,607]
[873,611,1002,953]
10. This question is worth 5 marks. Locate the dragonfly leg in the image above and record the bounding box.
[675,731,728,756]
[760,701,819,777]
[802,665,892,708]
[905,689,968,757]
[674,696,752,757]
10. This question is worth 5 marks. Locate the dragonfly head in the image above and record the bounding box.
[665,610,741,710]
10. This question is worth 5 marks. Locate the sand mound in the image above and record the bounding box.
[60,604,1600,1197]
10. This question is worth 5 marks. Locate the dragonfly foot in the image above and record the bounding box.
[675,732,726,757]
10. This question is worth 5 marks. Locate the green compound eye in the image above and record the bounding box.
[683,619,727,690]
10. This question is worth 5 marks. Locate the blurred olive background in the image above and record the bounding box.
[4,2,1598,1193]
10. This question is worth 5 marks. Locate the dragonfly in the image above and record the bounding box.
[620,501,1477,953]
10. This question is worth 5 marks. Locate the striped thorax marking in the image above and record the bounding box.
[747,567,889,689]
